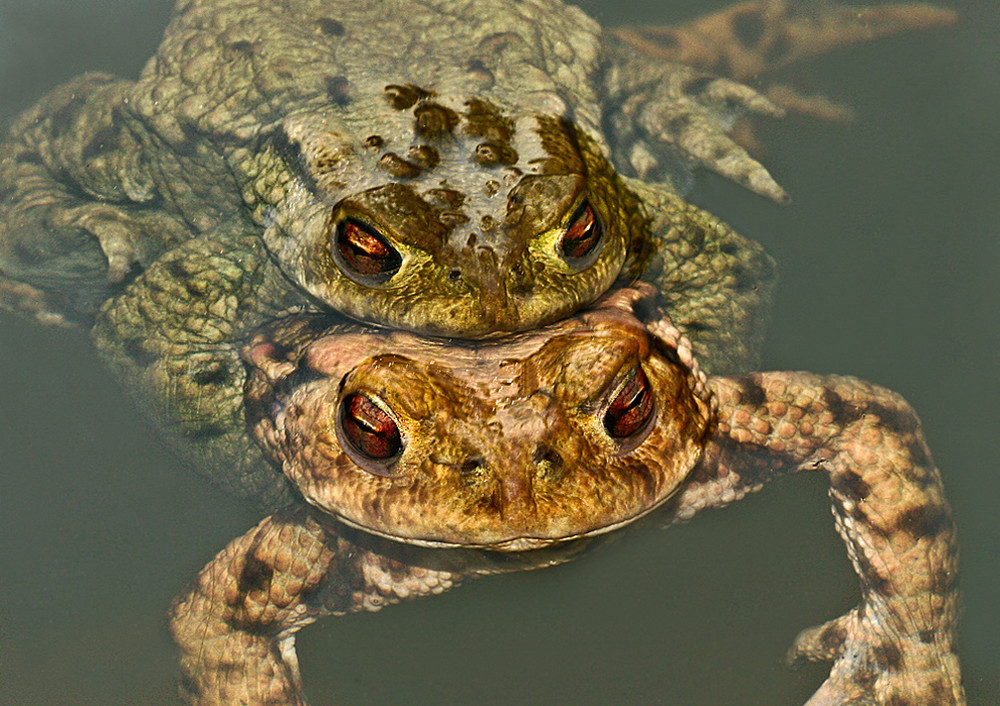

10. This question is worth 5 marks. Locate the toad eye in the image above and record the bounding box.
[603,367,654,439]
[340,393,403,470]
[333,219,402,285]
[558,199,603,267]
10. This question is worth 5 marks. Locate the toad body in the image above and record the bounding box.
[170,286,964,705]
[0,0,955,505]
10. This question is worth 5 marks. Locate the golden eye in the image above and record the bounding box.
[603,367,654,439]
[558,199,603,266]
[333,218,402,284]
[340,393,403,466]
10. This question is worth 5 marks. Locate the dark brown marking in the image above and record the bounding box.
[473,140,518,167]
[738,377,766,408]
[904,438,932,469]
[819,622,847,650]
[851,663,878,689]
[48,95,86,137]
[325,75,351,107]
[832,470,871,502]
[896,504,951,539]
[667,114,692,135]
[408,145,440,169]
[192,363,232,387]
[414,103,459,137]
[918,629,936,644]
[236,555,274,597]
[731,10,765,48]
[378,152,423,178]
[732,265,756,292]
[384,83,430,110]
[463,98,514,142]
[864,401,918,435]
[718,238,738,255]
[270,127,320,195]
[81,110,124,162]
[424,187,465,209]
[822,388,862,427]
[872,642,903,670]
[885,695,914,706]
[364,135,384,149]
[224,39,254,59]
[178,672,202,700]
[316,17,345,36]
[855,551,892,595]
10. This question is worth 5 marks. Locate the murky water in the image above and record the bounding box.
[0,1,997,704]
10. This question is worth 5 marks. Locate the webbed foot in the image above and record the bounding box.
[788,607,965,705]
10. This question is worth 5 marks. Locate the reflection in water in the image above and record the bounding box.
[1,0,995,704]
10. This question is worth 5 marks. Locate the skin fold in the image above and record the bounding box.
[170,286,964,705]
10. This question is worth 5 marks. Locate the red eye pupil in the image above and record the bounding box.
[342,393,402,460]
[604,368,654,438]
[560,202,602,262]
[335,219,402,280]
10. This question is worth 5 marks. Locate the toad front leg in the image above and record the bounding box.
[660,369,964,704]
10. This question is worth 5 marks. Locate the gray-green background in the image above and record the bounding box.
[1,1,996,703]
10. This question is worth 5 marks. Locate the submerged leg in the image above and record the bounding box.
[655,370,964,704]
[0,73,188,324]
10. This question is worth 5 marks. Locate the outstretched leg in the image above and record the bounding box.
[654,368,964,704]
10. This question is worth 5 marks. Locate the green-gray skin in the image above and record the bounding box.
[0,0,779,505]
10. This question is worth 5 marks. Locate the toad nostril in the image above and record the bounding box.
[448,268,462,282]
[532,444,564,479]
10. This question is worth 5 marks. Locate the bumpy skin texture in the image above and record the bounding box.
[0,0,786,331]
[2,0,788,502]
[171,288,963,705]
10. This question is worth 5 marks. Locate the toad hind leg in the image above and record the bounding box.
[657,370,964,704]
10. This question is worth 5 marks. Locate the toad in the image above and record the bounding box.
[169,286,963,704]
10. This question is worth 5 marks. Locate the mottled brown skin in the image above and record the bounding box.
[171,287,964,705]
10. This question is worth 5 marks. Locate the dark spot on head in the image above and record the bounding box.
[904,438,932,470]
[764,33,793,63]
[408,145,440,169]
[178,672,202,700]
[832,470,871,503]
[731,10,765,48]
[325,75,351,107]
[884,695,914,706]
[896,504,952,539]
[872,642,903,670]
[192,363,232,387]
[448,269,462,281]
[473,140,518,167]
[414,102,459,138]
[463,98,514,142]
[316,17,345,36]
[822,388,862,427]
[384,83,431,110]
[731,265,757,292]
[364,134,384,149]
[738,377,766,408]
[852,663,879,689]
[681,75,716,96]
[378,152,423,178]
[918,630,936,644]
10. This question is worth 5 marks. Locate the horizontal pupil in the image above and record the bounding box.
[344,394,401,459]
[336,220,401,278]
[605,370,652,438]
